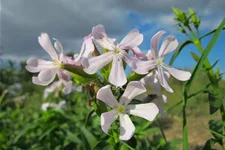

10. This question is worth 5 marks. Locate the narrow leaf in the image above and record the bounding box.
[185,18,225,90]
[202,138,217,150]
[81,127,98,149]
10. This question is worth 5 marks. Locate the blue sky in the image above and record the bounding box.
[126,12,225,72]
[1,0,225,72]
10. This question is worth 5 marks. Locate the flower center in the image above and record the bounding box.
[53,60,62,68]
[156,58,163,65]
[117,105,125,113]
[114,48,120,54]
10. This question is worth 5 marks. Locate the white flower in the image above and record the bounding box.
[41,100,66,111]
[73,34,95,67]
[137,71,168,116]
[25,33,66,86]
[44,70,73,98]
[97,81,159,141]
[84,25,147,87]
[140,30,191,92]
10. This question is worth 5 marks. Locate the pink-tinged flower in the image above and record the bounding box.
[26,33,68,86]
[41,100,66,111]
[84,25,147,87]
[73,34,95,67]
[44,70,72,98]
[140,71,170,95]
[137,72,169,116]
[97,81,159,141]
[140,30,191,92]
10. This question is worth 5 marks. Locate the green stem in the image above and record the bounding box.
[182,90,188,150]
[156,120,167,143]
[220,105,225,132]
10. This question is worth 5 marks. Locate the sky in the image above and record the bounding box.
[0,0,225,72]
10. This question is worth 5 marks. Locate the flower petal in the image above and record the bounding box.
[140,72,161,95]
[26,58,53,73]
[96,85,119,108]
[119,29,143,49]
[127,103,159,121]
[131,47,146,60]
[120,81,146,105]
[53,38,64,52]
[84,52,114,74]
[157,66,173,93]
[146,50,153,60]
[101,110,118,134]
[109,56,127,87]
[38,68,57,85]
[151,98,167,117]
[92,24,105,39]
[159,36,178,57]
[62,80,72,94]
[163,65,191,81]
[44,80,61,96]
[92,25,115,50]
[38,33,58,60]
[32,76,49,86]
[57,70,71,81]
[119,114,135,141]
[150,30,166,59]
[74,35,94,65]
[122,51,156,75]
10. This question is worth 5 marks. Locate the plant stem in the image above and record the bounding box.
[156,120,167,143]
[182,90,188,150]
[220,105,225,132]
[194,38,225,148]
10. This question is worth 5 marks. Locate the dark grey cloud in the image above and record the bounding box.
[0,0,128,58]
[0,0,224,60]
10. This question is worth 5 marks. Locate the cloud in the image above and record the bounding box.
[1,0,224,61]
[0,0,129,58]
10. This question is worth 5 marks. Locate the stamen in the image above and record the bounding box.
[156,58,163,65]
[52,60,62,67]
[117,105,125,113]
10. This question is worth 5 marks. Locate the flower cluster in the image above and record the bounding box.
[25,25,191,141]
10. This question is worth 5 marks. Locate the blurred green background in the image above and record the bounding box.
[0,60,224,150]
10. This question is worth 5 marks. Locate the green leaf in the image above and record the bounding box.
[200,27,225,41]
[65,130,82,144]
[120,141,136,150]
[63,64,97,79]
[188,8,197,23]
[127,72,145,82]
[169,40,192,65]
[13,123,36,143]
[196,123,225,139]
[85,109,95,127]
[80,127,98,149]
[203,138,217,150]
[0,90,8,107]
[208,91,223,114]
[71,73,95,85]
[39,125,57,140]
[102,145,114,150]
[209,120,224,145]
[190,51,200,62]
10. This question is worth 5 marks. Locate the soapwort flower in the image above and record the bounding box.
[25,33,67,86]
[97,81,159,140]
[142,30,191,92]
[44,70,73,98]
[73,34,94,67]
[84,25,148,87]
